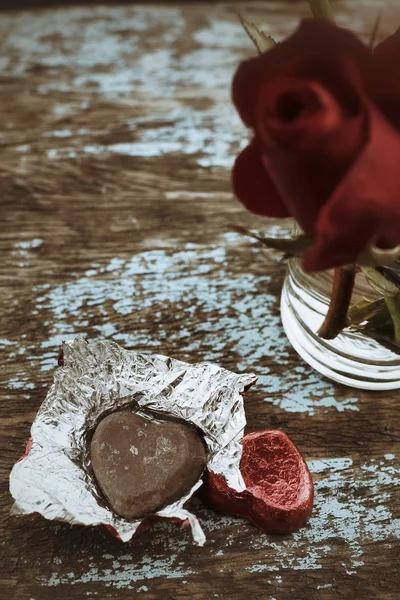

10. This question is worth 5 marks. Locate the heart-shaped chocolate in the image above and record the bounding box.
[90,411,207,520]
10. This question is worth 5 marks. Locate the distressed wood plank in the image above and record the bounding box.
[1,1,400,599]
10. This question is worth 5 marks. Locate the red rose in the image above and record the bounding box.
[232,20,400,271]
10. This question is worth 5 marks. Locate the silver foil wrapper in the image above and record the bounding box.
[10,337,256,544]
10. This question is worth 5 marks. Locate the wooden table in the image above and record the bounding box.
[1,1,399,598]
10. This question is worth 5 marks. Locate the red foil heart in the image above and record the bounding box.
[202,430,313,534]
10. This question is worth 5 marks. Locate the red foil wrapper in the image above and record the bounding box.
[202,430,313,534]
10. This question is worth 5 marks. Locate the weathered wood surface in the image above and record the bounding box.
[1,1,399,598]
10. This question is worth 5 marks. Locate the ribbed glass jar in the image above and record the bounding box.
[281,257,400,390]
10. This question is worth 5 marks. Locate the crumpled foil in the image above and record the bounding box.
[10,337,256,544]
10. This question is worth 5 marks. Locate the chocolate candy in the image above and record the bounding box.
[202,430,313,534]
[90,411,207,519]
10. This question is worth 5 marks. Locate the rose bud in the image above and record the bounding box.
[202,430,313,534]
[232,19,400,271]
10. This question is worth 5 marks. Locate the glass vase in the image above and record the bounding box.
[280,257,400,390]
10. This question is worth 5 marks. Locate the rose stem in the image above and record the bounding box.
[318,266,357,340]
[384,294,400,344]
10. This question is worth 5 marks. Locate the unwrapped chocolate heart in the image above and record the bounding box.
[202,430,313,534]
[91,411,207,519]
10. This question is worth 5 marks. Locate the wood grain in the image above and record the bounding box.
[1,1,399,599]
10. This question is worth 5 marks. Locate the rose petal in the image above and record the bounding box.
[232,139,289,218]
[232,19,370,127]
[259,93,367,238]
[304,103,400,272]
[256,78,364,155]
[232,21,369,238]
[374,27,400,61]
[371,28,400,129]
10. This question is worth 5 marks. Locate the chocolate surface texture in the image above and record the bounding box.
[91,411,207,519]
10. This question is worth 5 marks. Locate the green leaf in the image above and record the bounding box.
[360,266,400,297]
[379,266,400,287]
[348,298,386,326]
[385,294,400,344]
[239,14,276,55]
[309,0,335,22]
[350,302,400,355]
[364,306,393,331]
[232,226,312,256]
